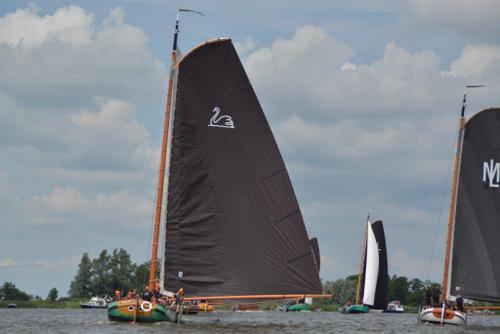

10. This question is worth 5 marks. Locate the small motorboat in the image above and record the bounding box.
[178,300,214,314]
[385,300,404,313]
[80,296,108,309]
[198,301,214,312]
[7,303,17,308]
[182,301,200,315]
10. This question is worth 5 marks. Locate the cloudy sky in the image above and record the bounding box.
[1,0,500,298]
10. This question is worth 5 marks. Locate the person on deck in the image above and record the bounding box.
[424,289,432,307]
[431,287,441,307]
[175,288,185,312]
[153,283,161,302]
[142,286,153,302]
[456,296,465,312]
[114,290,121,301]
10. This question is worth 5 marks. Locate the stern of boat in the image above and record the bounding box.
[418,307,466,325]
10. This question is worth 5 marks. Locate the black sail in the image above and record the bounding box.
[450,108,500,302]
[309,238,321,272]
[371,220,388,309]
[163,39,322,297]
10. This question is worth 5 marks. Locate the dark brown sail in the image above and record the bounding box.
[163,39,322,296]
[450,108,500,302]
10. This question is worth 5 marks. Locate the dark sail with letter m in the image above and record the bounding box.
[163,39,322,296]
[450,108,500,302]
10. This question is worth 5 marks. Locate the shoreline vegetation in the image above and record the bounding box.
[0,299,425,313]
[0,300,434,314]
[0,299,81,309]
[3,249,498,312]
[0,299,493,314]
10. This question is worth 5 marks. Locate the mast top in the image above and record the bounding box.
[367,207,374,222]
[178,8,205,16]
[461,85,485,117]
[172,8,205,52]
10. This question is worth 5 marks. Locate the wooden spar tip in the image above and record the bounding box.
[182,293,332,302]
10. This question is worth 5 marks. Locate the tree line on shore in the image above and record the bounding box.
[3,247,440,306]
[68,248,156,298]
[69,248,440,306]
[1,248,154,302]
[323,274,441,306]
[0,282,59,302]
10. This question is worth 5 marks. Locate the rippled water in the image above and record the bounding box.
[1,309,500,334]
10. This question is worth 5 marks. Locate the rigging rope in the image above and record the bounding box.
[425,139,455,283]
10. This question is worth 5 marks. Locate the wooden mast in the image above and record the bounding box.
[148,14,180,290]
[355,215,369,305]
[441,90,468,302]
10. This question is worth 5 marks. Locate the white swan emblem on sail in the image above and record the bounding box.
[208,107,235,129]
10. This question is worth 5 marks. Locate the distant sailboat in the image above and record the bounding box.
[341,216,388,314]
[108,10,329,323]
[418,87,500,326]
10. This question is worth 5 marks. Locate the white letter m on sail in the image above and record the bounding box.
[483,159,500,188]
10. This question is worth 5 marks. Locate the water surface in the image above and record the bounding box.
[1,309,500,333]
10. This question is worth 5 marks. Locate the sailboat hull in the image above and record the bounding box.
[340,304,369,314]
[418,307,467,325]
[107,300,174,323]
[278,303,311,312]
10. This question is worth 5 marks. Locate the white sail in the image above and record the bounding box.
[362,221,379,306]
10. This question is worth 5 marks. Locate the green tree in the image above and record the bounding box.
[91,250,111,296]
[0,282,30,301]
[68,253,93,298]
[388,275,409,304]
[109,248,136,292]
[133,261,150,292]
[48,287,58,301]
[324,274,357,305]
[68,249,164,298]
[132,260,160,292]
[408,278,425,305]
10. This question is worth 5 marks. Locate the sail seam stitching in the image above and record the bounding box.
[239,126,270,141]
[273,209,300,225]
[224,82,250,96]
[260,168,286,182]
[287,251,312,264]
